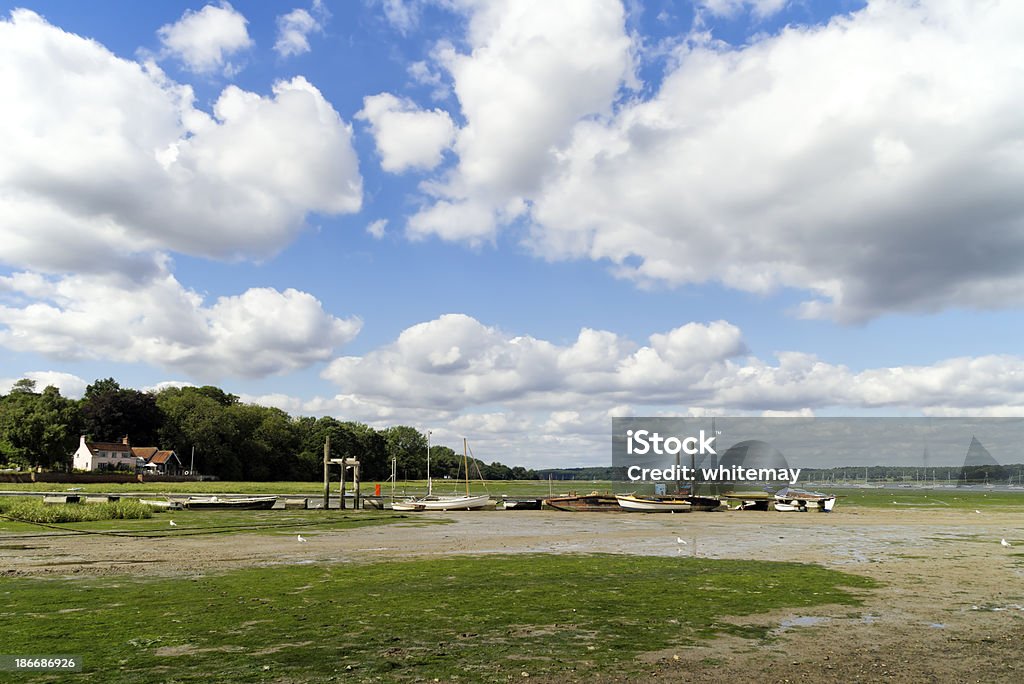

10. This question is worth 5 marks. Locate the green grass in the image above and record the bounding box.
[0,505,435,537]
[0,497,153,523]
[0,479,597,497]
[1,554,876,683]
[833,487,1024,510]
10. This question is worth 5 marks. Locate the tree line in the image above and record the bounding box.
[0,378,541,482]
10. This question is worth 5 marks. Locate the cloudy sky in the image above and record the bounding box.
[2,0,1023,467]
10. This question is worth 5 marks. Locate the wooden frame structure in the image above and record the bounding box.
[321,436,361,509]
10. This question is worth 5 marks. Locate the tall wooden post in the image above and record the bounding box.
[354,462,361,509]
[339,455,347,510]
[322,435,330,509]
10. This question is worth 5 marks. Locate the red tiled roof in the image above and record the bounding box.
[131,447,159,459]
[87,442,132,453]
[150,450,178,465]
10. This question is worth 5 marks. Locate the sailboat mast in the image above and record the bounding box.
[464,438,470,496]
[426,430,432,496]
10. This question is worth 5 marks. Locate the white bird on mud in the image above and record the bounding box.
[975,510,982,514]
[297,534,307,543]
[169,520,176,526]
[1001,538,1012,547]
[676,537,687,545]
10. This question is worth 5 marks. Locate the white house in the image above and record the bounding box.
[72,436,136,472]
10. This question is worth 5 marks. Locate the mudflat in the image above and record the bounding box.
[3,507,1022,682]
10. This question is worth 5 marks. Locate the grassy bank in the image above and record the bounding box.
[0,479,596,497]
[0,507,428,536]
[0,497,152,523]
[2,553,875,683]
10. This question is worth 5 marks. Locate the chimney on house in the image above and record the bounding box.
[122,435,130,446]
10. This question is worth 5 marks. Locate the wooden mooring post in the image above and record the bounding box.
[339,454,347,510]
[322,435,330,509]
[325,457,361,510]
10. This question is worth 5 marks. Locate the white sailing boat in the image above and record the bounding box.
[615,494,692,512]
[393,437,490,511]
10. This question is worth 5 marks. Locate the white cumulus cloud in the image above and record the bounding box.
[0,371,88,398]
[321,314,747,410]
[0,271,361,380]
[275,1,329,58]
[386,0,1024,322]
[366,219,388,239]
[407,0,634,240]
[157,1,253,75]
[320,313,1024,416]
[0,10,362,276]
[357,93,456,172]
[529,0,1024,322]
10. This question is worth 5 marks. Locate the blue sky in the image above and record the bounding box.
[2,0,1023,467]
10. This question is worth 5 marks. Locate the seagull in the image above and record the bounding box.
[169,520,177,527]
[975,510,982,514]
[297,534,307,543]
[676,537,687,545]
[1001,538,1012,547]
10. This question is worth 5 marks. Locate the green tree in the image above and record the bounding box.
[228,403,298,480]
[80,380,162,445]
[0,385,80,469]
[293,418,390,482]
[382,426,428,480]
[10,378,37,394]
[427,445,461,480]
[156,386,241,479]
[83,377,120,399]
[192,386,240,407]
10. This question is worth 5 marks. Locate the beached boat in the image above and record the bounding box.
[390,499,425,511]
[773,487,836,512]
[544,492,620,512]
[616,494,692,513]
[686,496,723,512]
[179,495,277,510]
[728,498,771,511]
[395,439,490,511]
[721,491,773,511]
[411,494,491,511]
[501,497,543,510]
[138,498,183,510]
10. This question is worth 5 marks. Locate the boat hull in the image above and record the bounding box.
[395,494,491,511]
[502,498,543,510]
[544,494,620,512]
[773,496,836,512]
[686,496,723,512]
[391,500,425,511]
[616,495,692,513]
[181,496,277,510]
[773,487,837,512]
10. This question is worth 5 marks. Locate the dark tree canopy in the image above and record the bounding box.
[81,386,162,446]
[0,377,539,480]
[0,384,81,469]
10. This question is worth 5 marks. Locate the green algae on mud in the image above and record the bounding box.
[0,506,428,536]
[2,553,876,683]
